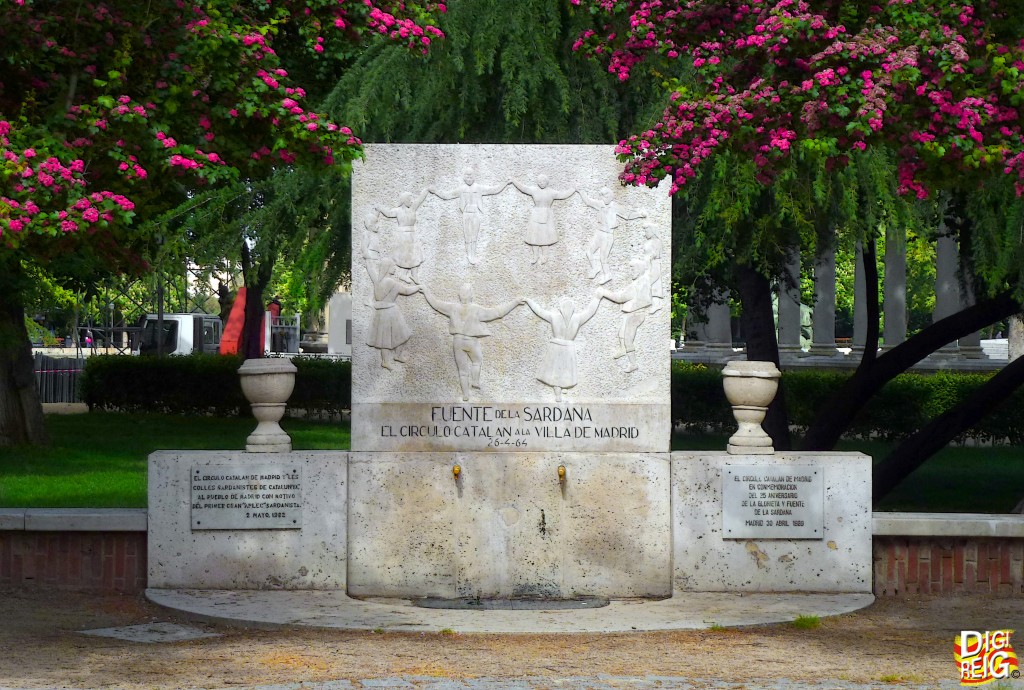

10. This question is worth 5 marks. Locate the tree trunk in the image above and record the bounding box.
[0,261,49,446]
[241,282,265,360]
[858,236,879,368]
[735,261,791,450]
[801,290,1022,450]
[239,241,274,360]
[874,353,1024,502]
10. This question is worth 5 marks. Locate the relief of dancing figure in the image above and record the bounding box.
[597,258,653,373]
[377,189,428,283]
[510,175,575,265]
[580,187,646,284]
[366,258,422,369]
[430,169,509,265]
[422,284,523,401]
[362,206,383,273]
[526,295,602,402]
[643,221,666,314]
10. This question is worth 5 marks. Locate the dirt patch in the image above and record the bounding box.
[0,588,1020,688]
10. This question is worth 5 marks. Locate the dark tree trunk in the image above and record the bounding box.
[735,261,791,450]
[858,236,880,369]
[0,261,49,446]
[239,240,275,360]
[241,283,265,360]
[874,354,1024,502]
[801,290,1022,450]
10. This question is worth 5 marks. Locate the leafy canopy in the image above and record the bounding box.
[0,0,444,256]
[574,1,1024,197]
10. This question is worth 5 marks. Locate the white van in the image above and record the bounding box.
[135,314,223,356]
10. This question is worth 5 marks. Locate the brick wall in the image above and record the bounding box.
[0,531,147,593]
[3,529,1022,596]
[874,537,1024,596]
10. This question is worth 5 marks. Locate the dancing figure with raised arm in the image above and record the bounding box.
[526,295,602,402]
[510,174,575,265]
[597,258,653,373]
[430,169,508,265]
[580,187,646,284]
[377,189,428,283]
[642,221,666,314]
[365,258,422,369]
[422,284,523,401]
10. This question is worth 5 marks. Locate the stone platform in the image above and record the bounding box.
[146,589,874,633]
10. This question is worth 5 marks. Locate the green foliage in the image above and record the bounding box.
[672,362,1024,445]
[23,318,59,347]
[153,165,353,329]
[966,175,1024,302]
[675,148,922,337]
[286,357,353,419]
[80,354,350,417]
[325,0,660,144]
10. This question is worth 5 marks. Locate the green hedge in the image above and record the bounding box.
[671,362,1024,445]
[80,355,1022,443]
[81,354,351,418]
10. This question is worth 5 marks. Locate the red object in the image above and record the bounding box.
[219,287,266,355]
[219,287,246,355]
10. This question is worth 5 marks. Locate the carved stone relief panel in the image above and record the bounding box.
[351,145,672,452]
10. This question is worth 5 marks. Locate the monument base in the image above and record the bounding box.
[671,452,872,593]
[347,451,672,599]
[148,451,347,590]
[147,450,871,596]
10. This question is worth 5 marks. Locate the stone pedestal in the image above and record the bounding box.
[882,225,907,349]
[1010,315,1024,361]
[349,144,672,599]
[347,452,671,599]
[704,292,734,360]
[810,246,838,357]
[777,250,803,355]
[933,233,960,358]
[148,451,347,590]
[671,452,872,593]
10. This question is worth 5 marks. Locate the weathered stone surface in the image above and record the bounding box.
[148,451,346,590]
[347,451,671,599]
[351,144,671,452]
[671,451,872,593]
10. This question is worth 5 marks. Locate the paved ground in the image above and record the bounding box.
[146,589,876,633]
[1,588,1022,690]
[1,677,968,689]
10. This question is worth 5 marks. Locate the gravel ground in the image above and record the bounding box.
[0,589,1021,689]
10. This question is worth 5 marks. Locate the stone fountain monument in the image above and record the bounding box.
[146,144,871,603]
[348,144,673,599]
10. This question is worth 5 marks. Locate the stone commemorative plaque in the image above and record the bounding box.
[191,465,302,530]
[351,144,672,453]
[721,465,823,539]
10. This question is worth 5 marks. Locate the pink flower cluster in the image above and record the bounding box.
[1,0,448,245]
[574,0,1024,197]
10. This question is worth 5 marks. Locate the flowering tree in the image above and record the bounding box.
[576,0,1024,494]
[0,0,444,445]
[574,0,1023,197]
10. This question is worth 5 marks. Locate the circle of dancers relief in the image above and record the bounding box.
[361,167,667,403]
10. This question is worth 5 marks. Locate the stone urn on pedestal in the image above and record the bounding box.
[722,360,781,455]
[238,358,297,452]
